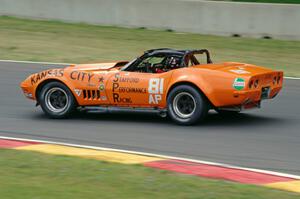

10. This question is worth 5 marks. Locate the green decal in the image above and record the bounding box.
[233,78,245,90]
[99,83,105,91]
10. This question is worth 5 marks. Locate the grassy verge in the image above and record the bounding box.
[0,148,299,199]
[0,16,299,76]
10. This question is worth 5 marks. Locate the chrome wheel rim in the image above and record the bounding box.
[173,92,196,118]
[45,87,68,113]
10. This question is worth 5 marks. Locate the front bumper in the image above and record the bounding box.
[20,81,35,100]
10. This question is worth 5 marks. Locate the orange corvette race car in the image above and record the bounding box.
[20,49,283,125]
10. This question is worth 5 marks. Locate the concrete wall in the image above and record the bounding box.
[0,0,299,40]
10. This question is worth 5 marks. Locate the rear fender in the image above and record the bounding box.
[167,69,215,105]
[167,68,236,107]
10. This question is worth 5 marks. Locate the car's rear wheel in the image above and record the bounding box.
[167,85,208,125]
[39,81,76,118]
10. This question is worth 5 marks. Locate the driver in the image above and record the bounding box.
[167,56,181,69]
[155,56,181,73]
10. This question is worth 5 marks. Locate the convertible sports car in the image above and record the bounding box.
[20,48,283,125]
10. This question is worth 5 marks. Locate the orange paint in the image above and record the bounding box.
[20,50,283,109]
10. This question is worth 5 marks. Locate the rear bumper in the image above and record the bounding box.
[233,85,281,101]
[218,85,282,111]
[218,100,261,112]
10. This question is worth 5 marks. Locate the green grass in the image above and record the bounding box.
[0,16,299,76]
[0,149,299,199]
[221,0,300,4]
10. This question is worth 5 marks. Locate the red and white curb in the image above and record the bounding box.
[1,136,299,193]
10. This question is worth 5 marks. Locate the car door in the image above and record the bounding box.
[105,70,172,108]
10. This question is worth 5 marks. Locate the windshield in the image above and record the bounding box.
[120,58,139,71]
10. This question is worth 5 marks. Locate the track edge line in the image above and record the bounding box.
[0,60,299,80]
[1,135,300,180]
[0,59,71,65]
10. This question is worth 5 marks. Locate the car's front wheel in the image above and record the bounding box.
[167,85,208,125]
[38,81,76,118]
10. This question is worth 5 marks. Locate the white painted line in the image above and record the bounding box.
[0,59,71,65]
[1,135,300,180]
[284,76,300,80]
[0,59,299,80]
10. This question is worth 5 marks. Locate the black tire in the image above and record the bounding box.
[38,81,77,119]
[167,85,208,125]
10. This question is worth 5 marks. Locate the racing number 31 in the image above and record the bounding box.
[148,78,164,104]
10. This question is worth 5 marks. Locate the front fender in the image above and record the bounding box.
[24,68,77,100]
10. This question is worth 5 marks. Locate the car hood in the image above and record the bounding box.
[67,61,129,71]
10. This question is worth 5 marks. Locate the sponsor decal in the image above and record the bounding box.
[113,73,139,83]
[113,84,146,94]
[148,78,164,104]
[30,69,64,85]
[111,73,140,103]
[74,89,82,97]
[99,83,105,91]
[101,96,107,101]
[70,71,94,82]
[233,78,246,90]
[112,93,132,103]
[230,69,250,74]
[119,77,139,83]
[98,76,104,83]
[87,83,96,87]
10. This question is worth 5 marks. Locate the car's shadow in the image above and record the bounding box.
[33,109,288,127]
[202,111,286,127]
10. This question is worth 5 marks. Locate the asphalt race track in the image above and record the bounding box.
[0,61,300,175]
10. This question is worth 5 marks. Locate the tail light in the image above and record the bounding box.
[254,79,259,88]
[273,76,277,85]
[277,75,281,84]
[249,80,253,89]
